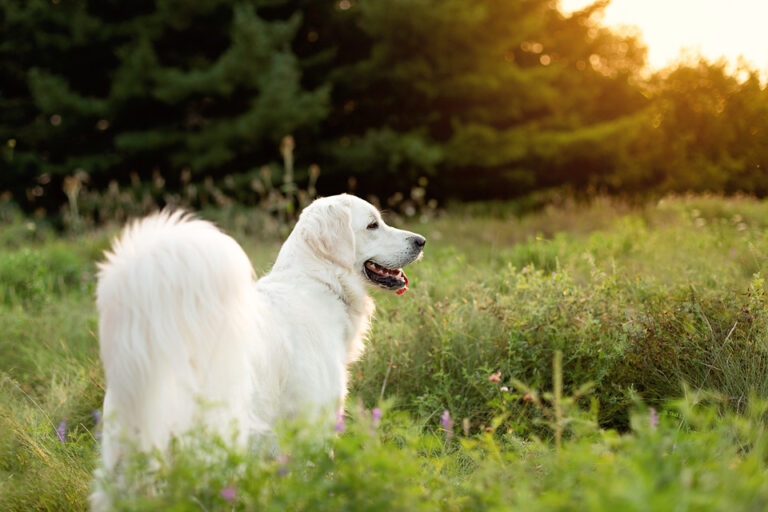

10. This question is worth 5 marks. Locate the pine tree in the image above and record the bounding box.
[322,0,649,198]
[0,0,328,212]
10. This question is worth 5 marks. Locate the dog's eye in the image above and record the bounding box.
[367,221,379,230]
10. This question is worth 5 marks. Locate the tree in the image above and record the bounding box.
[646,60,768,194]
[0,0,328,214]
[321,0,649,199]
[4,0,765,210]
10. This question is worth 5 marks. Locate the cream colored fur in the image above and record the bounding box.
[90,194,424,510]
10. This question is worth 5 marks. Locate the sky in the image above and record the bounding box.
[560,0,768,75]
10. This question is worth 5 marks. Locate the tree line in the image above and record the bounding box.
[1,0,767,215]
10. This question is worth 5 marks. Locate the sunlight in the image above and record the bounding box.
[561,0,768,74]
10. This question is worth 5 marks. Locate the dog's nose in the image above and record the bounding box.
[411,235,426,249]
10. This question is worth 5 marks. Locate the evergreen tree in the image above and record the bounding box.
[322,0,649,198]
[0,0,328,213]
[645,60,768,195]
[3,0,766,208]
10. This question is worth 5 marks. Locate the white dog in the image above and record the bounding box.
[91,194,425,509]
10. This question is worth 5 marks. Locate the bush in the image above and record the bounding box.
[0,245,85,306]
[91,392,768,512]
[4,195,768,509]
[353,196,768,431]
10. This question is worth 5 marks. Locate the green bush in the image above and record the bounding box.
[0,245,85,305]
[91,392,768,512]
[353,196,768,430]
[4,196,768,510]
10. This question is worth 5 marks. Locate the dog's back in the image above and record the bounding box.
[94,211,256,487]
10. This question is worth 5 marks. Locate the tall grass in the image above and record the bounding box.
[3,194,768,509]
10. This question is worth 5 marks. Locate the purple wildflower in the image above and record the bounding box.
[335,409,346,433]
[277,453,289,476]
[220,485,236,502]
[371,407,382,428]
[56,420,67,443]
[440,410,454,440]
[92,409,103,440]
[649,407,659,430]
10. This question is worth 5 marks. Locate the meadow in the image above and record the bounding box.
[3,195,768,510]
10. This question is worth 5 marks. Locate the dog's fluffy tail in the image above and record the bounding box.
[96,210,256,468]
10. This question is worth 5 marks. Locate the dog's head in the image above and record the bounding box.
[297,194,425,294]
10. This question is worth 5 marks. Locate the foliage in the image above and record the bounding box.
[0,0,328,214]
[4,196,768,509]
[325,0,650,198]
[4,1,768,216]
[56,135,323,240]
[86,392,768,512]
[646,61,768,195]
[353,195,768,431]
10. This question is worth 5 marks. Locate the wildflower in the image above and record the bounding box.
[56,420,67,443]
[488,372,502,383]
[92,410,103,440]
[220,485,236,502]
[441,410,454,440]
[371,407,382,428]
[649,407,659,430]
[277,453,289,477]
[335,409,346,433]
[500,386,509,393]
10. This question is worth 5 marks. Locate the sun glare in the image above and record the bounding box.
[561,0,768,75]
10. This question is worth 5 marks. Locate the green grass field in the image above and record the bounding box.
[3,195,768,510]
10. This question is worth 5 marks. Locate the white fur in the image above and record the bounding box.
[91,194,424,509]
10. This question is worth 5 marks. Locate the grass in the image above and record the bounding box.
[3,195,768,510]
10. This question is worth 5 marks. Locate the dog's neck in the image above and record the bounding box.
[272,237,369,314]
[302,264,371,317]
[269,242,374,363]
[308,275,351,307]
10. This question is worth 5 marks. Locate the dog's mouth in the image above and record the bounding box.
[364,261,409,295]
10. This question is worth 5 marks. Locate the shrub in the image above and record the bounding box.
[0,245,84,306]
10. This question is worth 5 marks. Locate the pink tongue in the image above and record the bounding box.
[395,273,409,295]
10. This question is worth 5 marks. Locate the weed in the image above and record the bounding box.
[3,195,768,509]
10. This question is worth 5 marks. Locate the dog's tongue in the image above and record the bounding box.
[395,272,409,295]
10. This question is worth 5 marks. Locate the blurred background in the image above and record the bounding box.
[1,0,767,226]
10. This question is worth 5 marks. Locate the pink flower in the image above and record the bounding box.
[488,372,502,383]
[277,454,289,476]
[371,407,382,428]
[335,409,346,433]
[441,410,454,439]
[649,407,659,430]
[220,485,236,502]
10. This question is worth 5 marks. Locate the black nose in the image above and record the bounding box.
[411,235,426,249]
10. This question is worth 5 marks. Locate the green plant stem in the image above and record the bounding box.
[553,350,563,455]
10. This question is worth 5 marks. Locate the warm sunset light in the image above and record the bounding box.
[561,0,768,74]
[7,2,768,509]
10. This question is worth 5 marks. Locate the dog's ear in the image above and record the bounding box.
[299,199,355,269]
